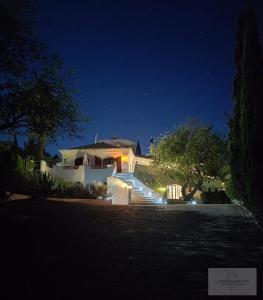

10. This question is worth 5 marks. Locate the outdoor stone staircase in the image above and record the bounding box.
[114,173,163,205]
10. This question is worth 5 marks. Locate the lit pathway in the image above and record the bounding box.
[0,201,262,299]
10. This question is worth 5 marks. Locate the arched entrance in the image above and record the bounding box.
[102,157,114,168]
[115,156,122,172]
[94,156,122,172]
[95,156,102,168]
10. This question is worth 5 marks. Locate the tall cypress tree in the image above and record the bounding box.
[230,6,263,213]
[229,11,247,205]
[243,7,263,213]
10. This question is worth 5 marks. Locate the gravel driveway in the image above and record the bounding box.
[0,200,262,299]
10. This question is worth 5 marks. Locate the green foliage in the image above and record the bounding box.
[26,55,88,160]
[0,0,43,76]
[0,145,108,200]
[0,1,88,161]
[229,6,263,214]
[23,137,39,159]
[23,137,60,168]
[201,178,223,193]
[146,178,163,191]
[0,0,44,133]
[141,178,168,196]
[88,183,108,199]
[223,175,236,201]
[51,180,108,199]
[151,119,227,201]
[15,154,25,176]
[200,190,231,204]
[218,165,237,200]
[0,141,25,190]
[32,172,54,197]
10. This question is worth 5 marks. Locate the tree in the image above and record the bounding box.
[0,0,43,76]
[229,11,247,204]
[0,0,44,133]
[0,0,88,160]
[135,141,141,155]
[25,55,88,160]
[0,141,25,190]
[229,6,263,213]
[0,0,44,134]
[151,120,226,201]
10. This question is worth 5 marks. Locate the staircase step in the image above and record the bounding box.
[113,173,162,205]
[131,202,161,205]
[131,197,153,201]
[131,198,156,202]
[131,200,159,203]
[131,192,144,196]
[131,193,152,198]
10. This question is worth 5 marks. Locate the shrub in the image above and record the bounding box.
[87,183,108,199]
[51,180,108,199]
[52,179,75,197]
[34,172,54,197]
[200,190,231,204]
[0,190,9,201]
[0,145,24,190]
[223,174,237,201]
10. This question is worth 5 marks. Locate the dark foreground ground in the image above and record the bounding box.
[0,200,262,300]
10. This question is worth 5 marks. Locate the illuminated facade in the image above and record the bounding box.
[40,137,182,204]
[41,138,150,185]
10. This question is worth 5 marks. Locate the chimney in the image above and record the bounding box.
[95,134,98,144]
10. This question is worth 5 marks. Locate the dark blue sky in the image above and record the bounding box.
[34,0,263,154]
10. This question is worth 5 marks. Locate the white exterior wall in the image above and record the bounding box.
[41,160,115,185]
[85,165,114,184]
[128,149,135,172]
[60,148,132,171]
[107,176,131,205]
[134,156,152,166]
[59,147,153,173]
[52,165,85,184]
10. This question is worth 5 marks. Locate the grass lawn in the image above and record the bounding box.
[0,200,262,299]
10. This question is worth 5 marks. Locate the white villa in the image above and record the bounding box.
[40,137,182,205]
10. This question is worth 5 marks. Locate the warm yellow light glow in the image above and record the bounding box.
[158,187,166,192]
[122,156,128,162]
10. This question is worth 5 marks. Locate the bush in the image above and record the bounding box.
[0,190,9,201]
[0,142,108,200]
[223,174,237,201]
[33,172,54,197]
[219,165,237,201]
[51,180,108,199]
[0,144,24,190]
[87,182,108,199]
[200,190,231,204]
[4,171,54,198]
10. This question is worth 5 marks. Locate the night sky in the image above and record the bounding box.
[34,0,263,155]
